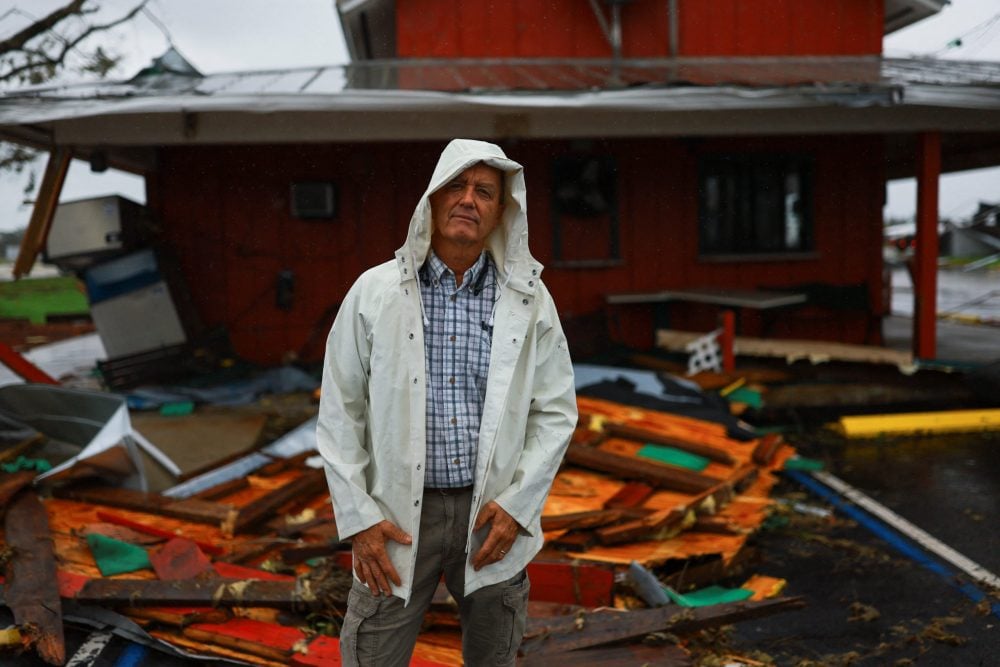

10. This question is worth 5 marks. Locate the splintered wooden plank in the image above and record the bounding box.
[595,508,686,546]
[540,508,638,532]
[606,423,735,465]
[191,476,251,501]
[226,468,328,534]
[519,642,692,666]
[290,635,342,666]
[752,433,784,466]
[4,490,65,665]
[53,484,233,526]
[521,596,806,655]
[564,444,720,494]
[125,606,231,627]
[602,481,654,509]
[182,618,305,663]
[95,511,226,556]
[0,471,36,517]
[74,578,312,609]
[596,464,757,546]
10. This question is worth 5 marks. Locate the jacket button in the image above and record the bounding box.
[414,500,420,507]
[417,464,421,470]
[528,281,534,286]
[409,333,414,339]
[522,298,528,305]
[413,377,418,384]
[403,268,408,274]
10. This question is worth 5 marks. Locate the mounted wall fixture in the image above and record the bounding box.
[290,181,337,219]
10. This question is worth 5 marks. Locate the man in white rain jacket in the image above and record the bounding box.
[317,138,577,666]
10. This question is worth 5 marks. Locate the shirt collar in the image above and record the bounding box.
[422,249,491,289]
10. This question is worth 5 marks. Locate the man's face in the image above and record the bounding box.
[429,164,505,251]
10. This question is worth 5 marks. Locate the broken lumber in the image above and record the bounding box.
[596,464,758,545]
[541,508,644,532]
[95,510,225,556]
[73,578,324,611]
[520,596,806,655]
[54,484,233,526]
[602,481,654,509]
[752,433,784,466]
[519,643,691,667]
[224,468,328,534]
[0,471,36,518]
[564,443,720,494]
[606,423,735,464]
[3,489,65,665]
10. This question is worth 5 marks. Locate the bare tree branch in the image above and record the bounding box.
[0,0,148,84]
[0,0,86,55]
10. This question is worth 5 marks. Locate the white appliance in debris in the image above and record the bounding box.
[84,249,187,359]
[45,195,147,270]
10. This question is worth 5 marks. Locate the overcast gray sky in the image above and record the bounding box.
[0,0,998,233]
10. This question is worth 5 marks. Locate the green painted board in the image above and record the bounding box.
[637,444,710,472]
[665,585,753,607]
[726,386,763,408]
[783,456,824,471]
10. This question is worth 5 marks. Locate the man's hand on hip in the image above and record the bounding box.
[471,501,520,571]
[352,520,412,596]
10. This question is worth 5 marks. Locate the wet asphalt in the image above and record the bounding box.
[725,288,1000,666]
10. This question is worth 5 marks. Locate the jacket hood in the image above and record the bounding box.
[395,139,541,291]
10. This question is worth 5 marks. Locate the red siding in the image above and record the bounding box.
[153,136,885,364]
[396,0,884,59]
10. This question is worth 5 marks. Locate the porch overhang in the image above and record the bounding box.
[0,56,998,178]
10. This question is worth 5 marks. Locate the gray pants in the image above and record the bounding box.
[339,488,530,666]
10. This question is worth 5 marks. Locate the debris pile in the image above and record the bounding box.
[1,362,809,665]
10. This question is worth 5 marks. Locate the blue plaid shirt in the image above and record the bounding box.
[420,250,497,488]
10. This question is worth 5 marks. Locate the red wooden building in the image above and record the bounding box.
[4,0,999,366]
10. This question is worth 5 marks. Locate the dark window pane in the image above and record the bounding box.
[698,155,813,256]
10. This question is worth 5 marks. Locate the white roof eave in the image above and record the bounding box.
[2,83,999,147]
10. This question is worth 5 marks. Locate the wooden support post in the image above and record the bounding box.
[13,147,71,279]
[913,130,940,360]
[3,490,65,665]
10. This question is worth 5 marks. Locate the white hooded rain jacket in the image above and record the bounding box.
[317,139,578,604]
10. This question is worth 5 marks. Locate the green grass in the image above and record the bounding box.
[0,275,90,323]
